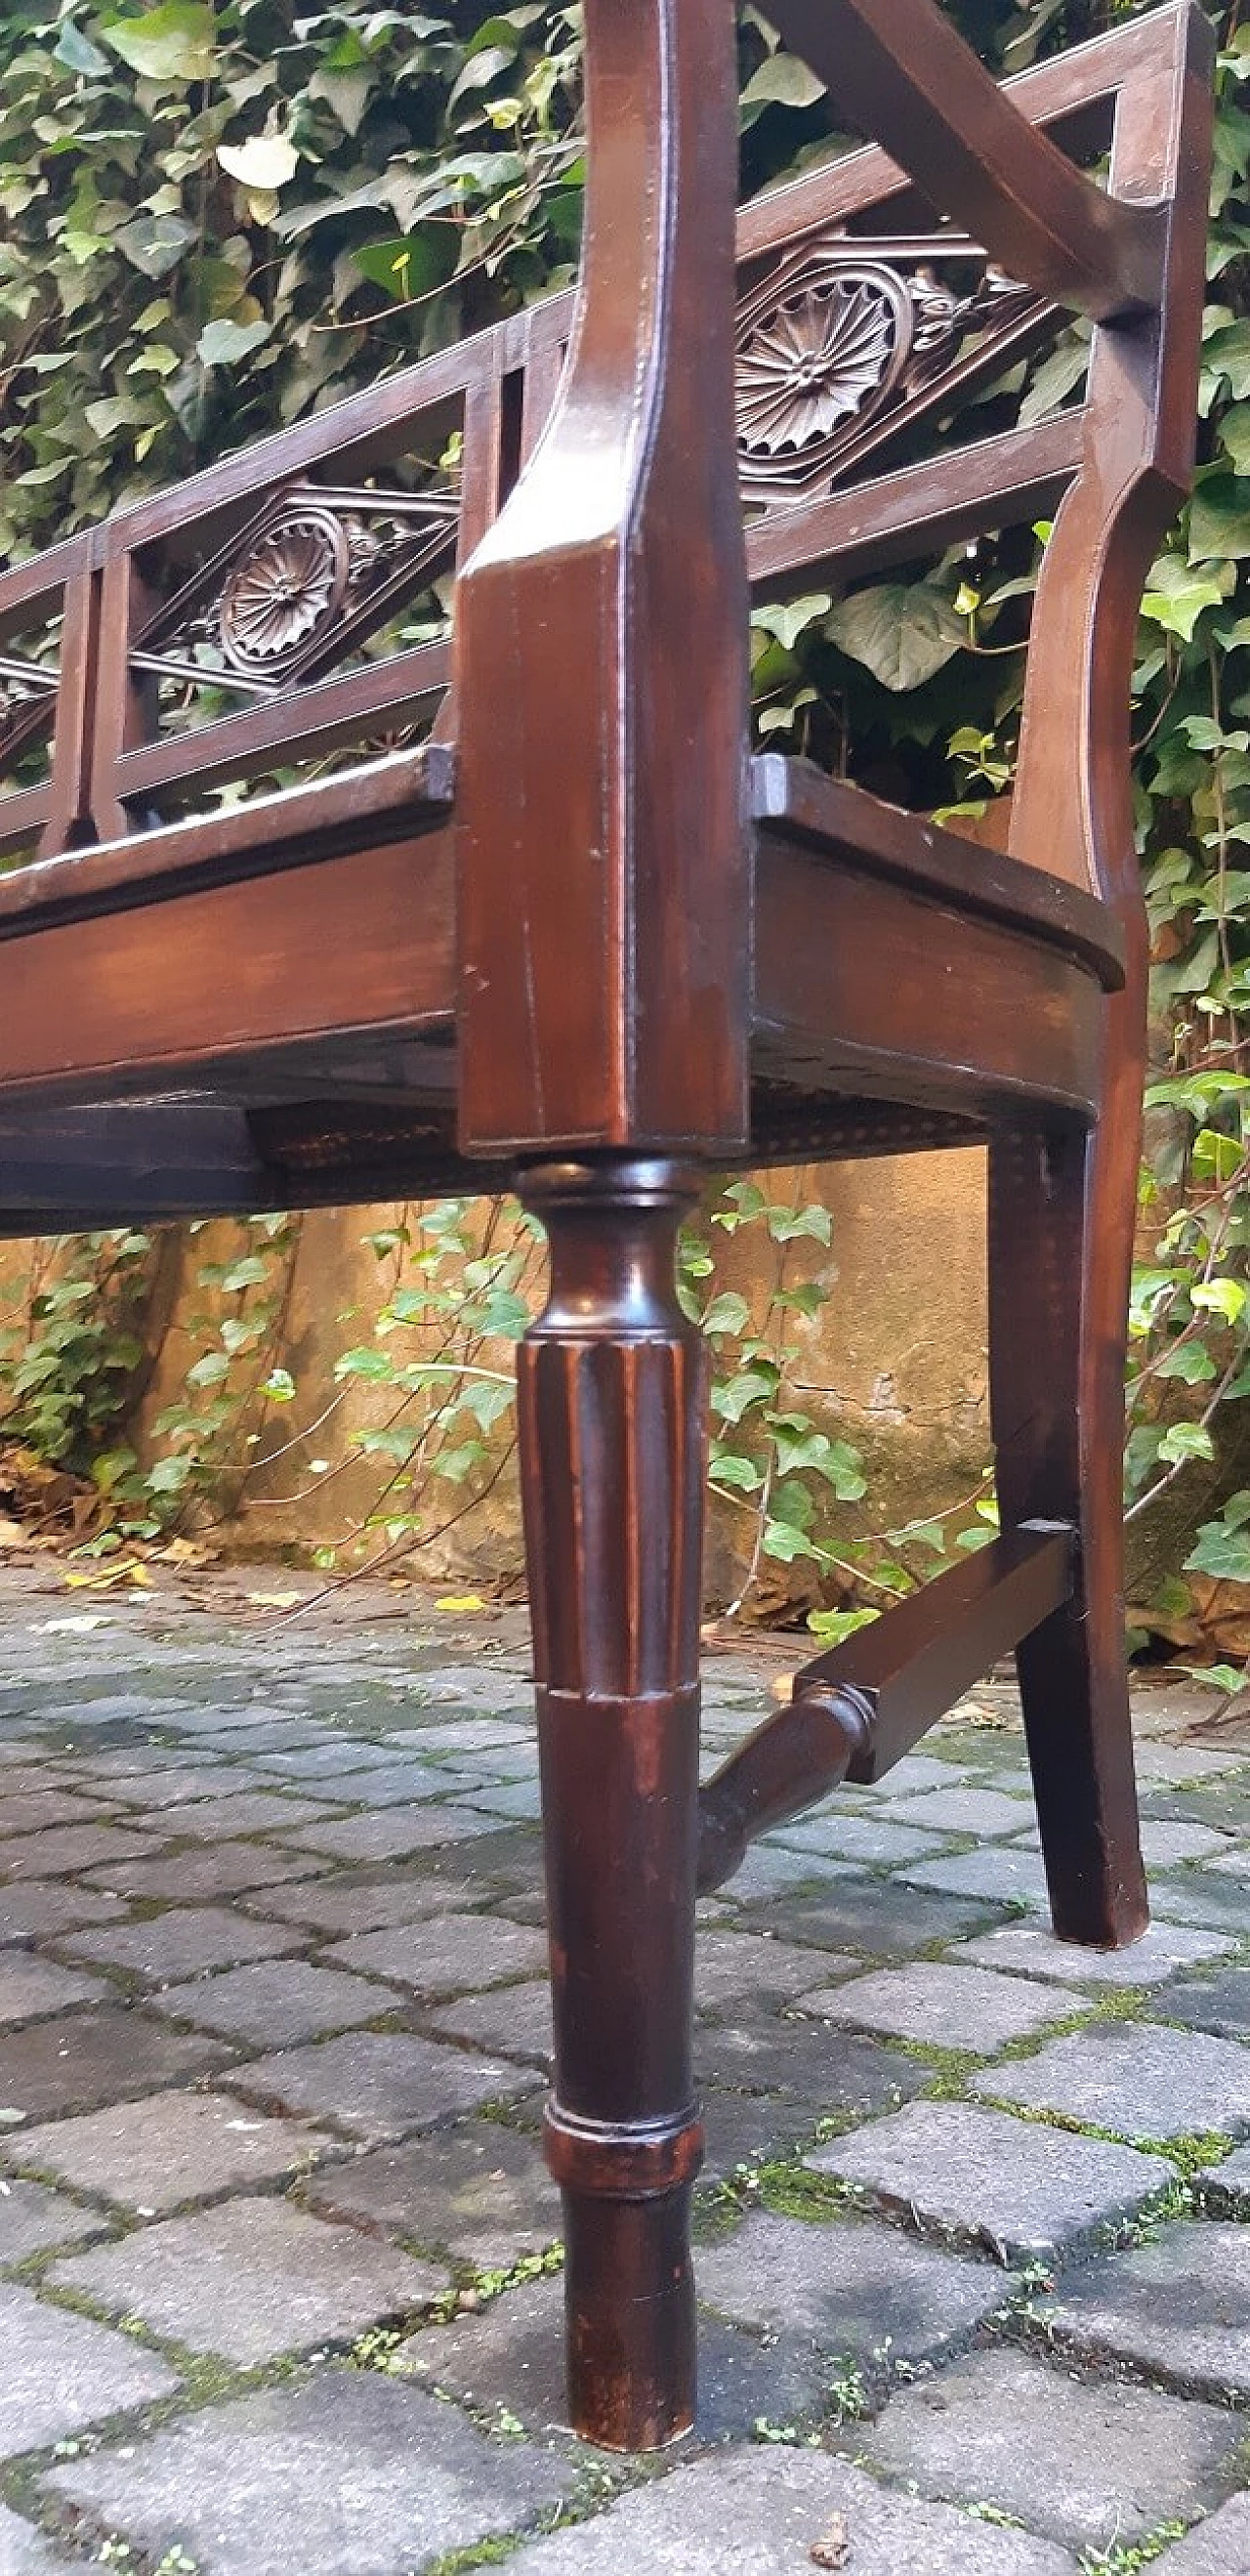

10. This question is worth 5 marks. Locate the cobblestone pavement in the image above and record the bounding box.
[0,1562,1243,2573]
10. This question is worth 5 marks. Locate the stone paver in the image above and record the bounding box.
[807,2099,1173,2258]
[861,2347,1239,2553]
[1047,2220,1250,2399]
[1196,2138,1250,2212]
[85,1842,328,1902]
[149,1955,392,2046]
[223,2029,539,2139]
[0,2505,79,2570]
[696,2008,923,2107]
[954,1919,1235,1987]
[289,1806,500,1862]
[695,1927,855,2006]
[247,1869,518,1936]
[46,2368,573,2575]
[800,1960,1077,2054]
[406,2273,828,2444]
[697,2209,1010,2370]
[59,1905,303,1983]
[305,2118,561,2265]
[13,2089,335,2214]
[143,1790,342,1842]
[976,2022,1250,2139]
[507,2450,1077,2574]
[431,1978,555,2067]
[897,1845,1053,1907]
[742,1875,1003,1956]
[1158,1964,1250,2041]
[1153,2499,1250,2573]
[0,2277,178,2456]
[1152,1872,1250,1933]
[50,2194,448,2365]
[0,1575,1241,2573]
[0,1789,102,1834]
[888,1785,1035,1837]
[772,1814,949,1866]
[0,1823,154,1878]
[1140,1820,1236,1867]
[0,2006,233,2122]
[322,1912,548,1998]
[0,2176,106,2263]
[0,1954,107,2025]
[0,1881,125,1940]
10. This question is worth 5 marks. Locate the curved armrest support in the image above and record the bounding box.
[765,0,1172,318]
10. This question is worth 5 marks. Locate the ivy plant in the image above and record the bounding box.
[0,0,1245,1651]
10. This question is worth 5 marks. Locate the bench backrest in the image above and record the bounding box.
[0,3,1213,1149]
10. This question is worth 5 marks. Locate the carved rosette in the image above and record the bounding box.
[736,232,1043,512]
[132,479,461,702]
[737,260,911,503]
[219,508,350,679]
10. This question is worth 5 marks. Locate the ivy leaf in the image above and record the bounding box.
[701,1291,753,1338]
[807,1607,881,1646]
[740,54,826,110]
[1219,401,1250,475]
[1185,1520,1250,1583]
[708,1452,765,1493]
[772,1427,867,1499]
[353,233,458,302]
[1155,1342,1218,1384]
[1189,479,1250,562]
[448,45,517,108]
[1192,1279,1248,1324]
[1157,1421,1216,1466]
[55,22,110,75]
[101,4,215,84]
[220,1254,270,1292]
[186,1352,229,1389]
[762,1519,824,1564]
[196,317,272,367]
[766,1203,832,1246]
[713,1364,780,1424]
[825,582,965,692]
[113,213,197,278]
[218,135,300,192]
[751,595,831,655]
[1141,553,1231,642]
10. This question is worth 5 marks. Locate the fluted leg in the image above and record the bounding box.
[517,1157,706,2451]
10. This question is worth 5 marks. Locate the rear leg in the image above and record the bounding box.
[988,1115,1146,1948]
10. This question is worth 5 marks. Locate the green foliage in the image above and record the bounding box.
[0,1228,156,1491]
[0,1,1246,1638]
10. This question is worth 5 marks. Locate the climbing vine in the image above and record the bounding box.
[0,1,1245,1646]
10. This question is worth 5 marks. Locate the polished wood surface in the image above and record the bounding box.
[0,0,1214,2453]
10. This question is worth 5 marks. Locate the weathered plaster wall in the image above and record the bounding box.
[136,1151,993,1605]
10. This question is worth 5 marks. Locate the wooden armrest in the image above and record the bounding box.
[764,0,1177,319]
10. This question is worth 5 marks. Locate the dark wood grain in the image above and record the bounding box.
[454,0,750,1159]
[763,0,1164,317]
[520,1159,706,2449]
[0,0,1215,2453]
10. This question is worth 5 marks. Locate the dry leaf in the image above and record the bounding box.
[810,2517,850,2570]
[436,1593,485,1613]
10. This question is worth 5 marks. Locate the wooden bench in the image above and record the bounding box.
[0,0,1213,2451]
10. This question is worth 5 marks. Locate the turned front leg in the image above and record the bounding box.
[518,1158,706,2452]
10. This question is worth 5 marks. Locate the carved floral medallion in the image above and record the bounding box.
[219,509,351,678]
[735,232,1044,512]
